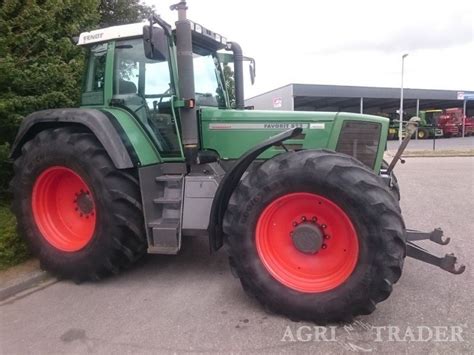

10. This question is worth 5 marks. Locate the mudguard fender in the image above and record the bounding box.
[208,127,302,251]
[9,108,135,169]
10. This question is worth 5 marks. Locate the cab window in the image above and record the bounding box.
[82,43,107,105]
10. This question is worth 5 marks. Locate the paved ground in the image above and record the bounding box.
[1,157,473,354]
[387,136,474,151]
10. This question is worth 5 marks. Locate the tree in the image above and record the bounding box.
[99,0,154,27]
[0,0,154,147]
[0,0,99,144]
[0,0,153,198]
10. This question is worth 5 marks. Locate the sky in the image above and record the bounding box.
[147,0,474,99]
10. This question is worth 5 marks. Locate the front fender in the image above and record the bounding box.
[208,127,302,251]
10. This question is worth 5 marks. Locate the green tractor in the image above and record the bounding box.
[9,2,464,323]
[387,111,444,140]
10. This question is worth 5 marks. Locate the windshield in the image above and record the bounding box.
[193,53,227,107]
[114,39,172,106]
[112,39,226,108]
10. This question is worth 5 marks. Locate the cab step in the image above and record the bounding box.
[138,164,186,255]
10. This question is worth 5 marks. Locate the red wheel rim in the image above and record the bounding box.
[256,192,359,293]
[32,166,96,252]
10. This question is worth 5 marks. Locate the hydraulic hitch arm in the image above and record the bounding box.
[387,116,420,174]
[405,228,466,275]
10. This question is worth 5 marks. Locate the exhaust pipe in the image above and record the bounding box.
[226,42,244,110]
[171,1,198,162]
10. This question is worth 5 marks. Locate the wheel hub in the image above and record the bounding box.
[291,222,324,254]
[75,190,94,216]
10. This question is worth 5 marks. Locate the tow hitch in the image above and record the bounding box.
[388,116,465,275]
[406,229,465,274]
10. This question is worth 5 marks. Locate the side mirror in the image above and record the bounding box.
[143,26,168,61]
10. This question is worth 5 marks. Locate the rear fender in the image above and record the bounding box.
[10,108,159,169]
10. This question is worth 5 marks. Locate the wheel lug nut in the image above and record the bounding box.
[301,216,306,222]
[321,224,327,229]
[324,235,330,240]
[322,244,327,249]
[312,216,317,223]
[292,221,298,227]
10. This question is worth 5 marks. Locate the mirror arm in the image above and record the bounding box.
[148,13,173,37]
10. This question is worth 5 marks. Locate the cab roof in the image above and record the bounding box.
[78,22,147,46]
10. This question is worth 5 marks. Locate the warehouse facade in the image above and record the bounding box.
[245,84,474,117]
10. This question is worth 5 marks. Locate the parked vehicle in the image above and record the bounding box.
[440,108,474,137]
[415,110,444,139]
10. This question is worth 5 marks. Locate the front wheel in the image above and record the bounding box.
[10,127,147,281]
[224,150,406,323]
[417,129,428,139]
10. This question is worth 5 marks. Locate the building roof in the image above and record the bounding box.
[247,84,473,113]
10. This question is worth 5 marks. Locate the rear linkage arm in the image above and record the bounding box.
[406,229,465,274]
[388,118,465,275]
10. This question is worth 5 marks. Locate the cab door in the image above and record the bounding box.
[113,38,184,160]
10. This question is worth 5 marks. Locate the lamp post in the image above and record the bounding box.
[399,53,408,143]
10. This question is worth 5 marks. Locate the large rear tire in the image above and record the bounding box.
[224,150,405,323]
[10,127,146,281]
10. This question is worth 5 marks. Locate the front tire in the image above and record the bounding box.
[10,127,146,281]
[224,150,406,323]
[417,129,428,139]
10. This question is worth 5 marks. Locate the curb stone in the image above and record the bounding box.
[0,266,54,302]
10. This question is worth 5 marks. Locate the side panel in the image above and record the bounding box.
[200,108,335,160]
[182,163,225,236]
[201,108,389,173]
[101,107,162,166]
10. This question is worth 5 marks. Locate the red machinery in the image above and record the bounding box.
[440,108,474,137]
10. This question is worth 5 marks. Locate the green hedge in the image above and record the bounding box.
[0,203,29,270]
[0,143,13,200]
[0,145,30,269]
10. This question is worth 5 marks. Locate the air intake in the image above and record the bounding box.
[336,121,381,168]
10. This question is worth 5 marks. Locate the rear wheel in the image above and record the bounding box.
[11,127,146,281]
[224,150,405,323]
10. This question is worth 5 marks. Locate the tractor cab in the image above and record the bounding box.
[79,20,235,159]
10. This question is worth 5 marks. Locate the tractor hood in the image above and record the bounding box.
[200,107,389,170]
